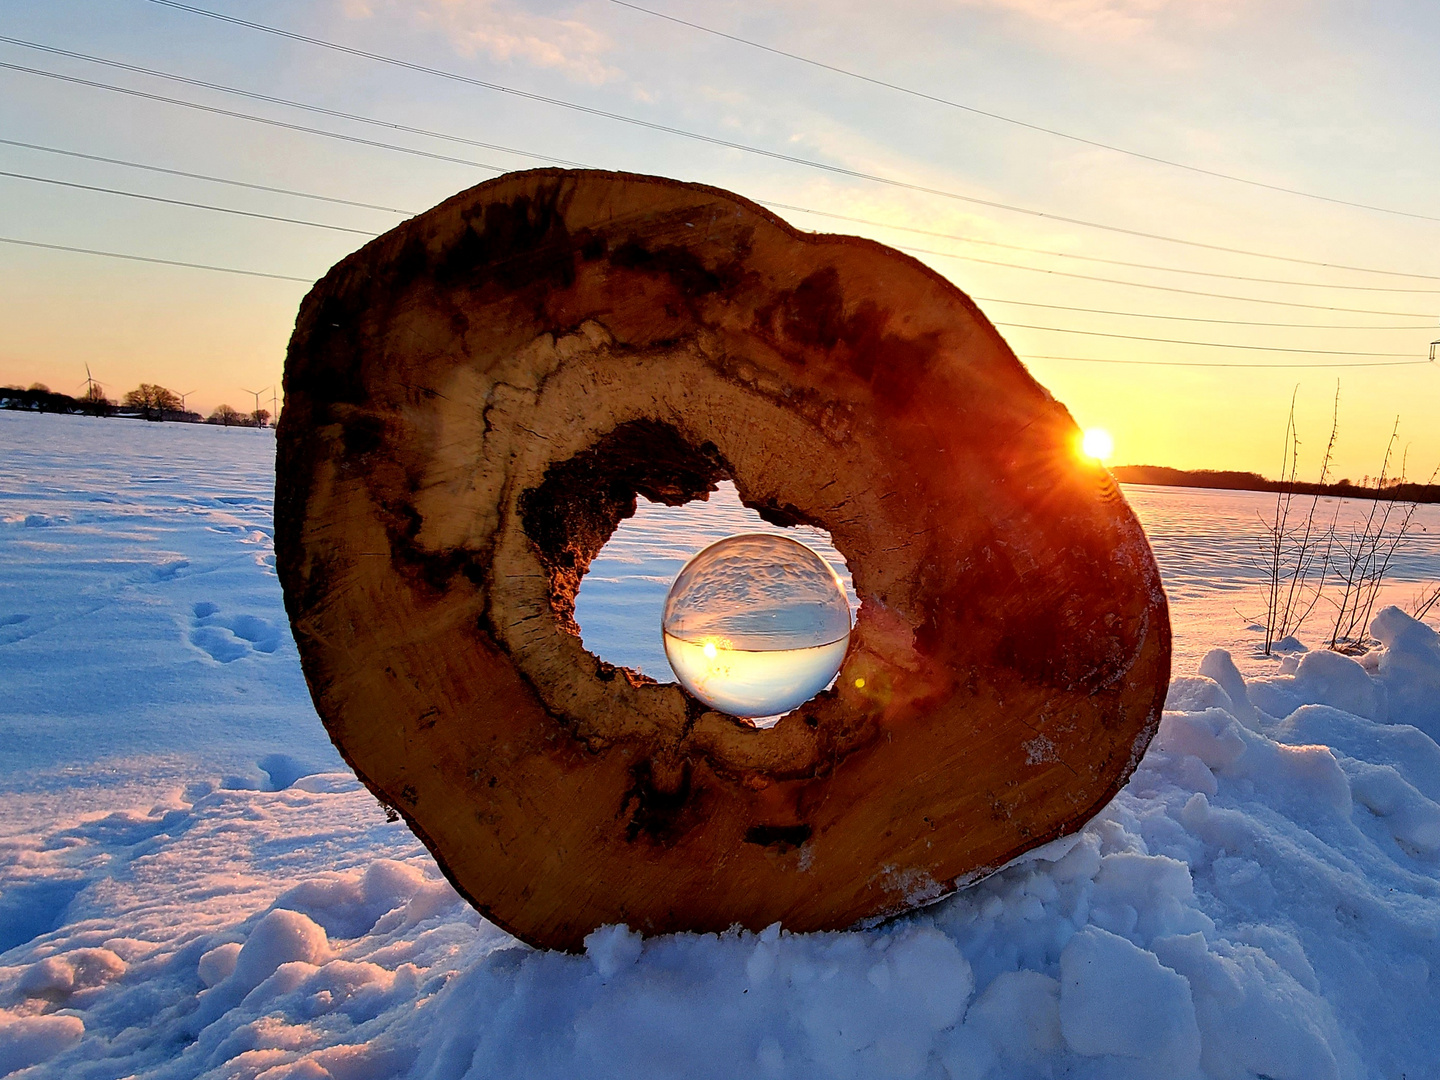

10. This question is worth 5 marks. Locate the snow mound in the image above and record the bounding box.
[15,949,125,1003]
[1371,603,1440,736]
[0,1011,84,1076]
[1058,926,1200,1074]
[0,606,1436,1078]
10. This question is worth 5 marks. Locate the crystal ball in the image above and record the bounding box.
[662,533,852,718]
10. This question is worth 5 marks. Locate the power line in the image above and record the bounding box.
[0,87,1434,320]
[9,38,1439,289]
[0,96,1432,325]
[607,0,1439,225]
[0,235,313,281]
[0,36,588,170]
[899,245,1438,317]
[6,145,1433,319]
[135,0,1440,279]
[1020,354,1436,370]
[921,236,1440,293]
[10,131,1436,298]
[8,230,1438,363]
[971,296,1433,330]
[0,137,413,215]
[0,169,375,235]
[764,201,1440,284]
[0,61,513,177]
[5,228,1431,333]
[4,163,1435,319]
[8,233,1438,369]
[995,323,1420,355]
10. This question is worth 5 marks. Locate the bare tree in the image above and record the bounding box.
[1327,425,1437,651]
[1260,386,1338,654]
[207,404,244,427]
[123,383,182,421]
[1410,583,1440,623]
[1327,422,1401,651]
[79,382,113,414]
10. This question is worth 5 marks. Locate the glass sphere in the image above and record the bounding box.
[662,533,852,718]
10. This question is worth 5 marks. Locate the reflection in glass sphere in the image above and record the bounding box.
[662,533,852,718]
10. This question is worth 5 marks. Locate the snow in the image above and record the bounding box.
[0,1013,84,1078]
[3,410,1440,1080]
[1058,926,1201,1072]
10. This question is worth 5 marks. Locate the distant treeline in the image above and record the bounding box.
[1,383,269,428]
[1114,464,1440,504]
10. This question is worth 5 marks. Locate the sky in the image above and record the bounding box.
[1,0,1437,478]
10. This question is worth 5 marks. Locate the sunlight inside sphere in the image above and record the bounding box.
[662,534,852,719]
[1081,427,1115,462]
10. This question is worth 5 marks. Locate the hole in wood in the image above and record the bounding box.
[575,482,856,723]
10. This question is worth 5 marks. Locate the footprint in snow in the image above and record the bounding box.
[0,612,33,646]
[189,601,283,663]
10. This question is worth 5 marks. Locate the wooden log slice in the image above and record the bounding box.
[275,168,1170,951]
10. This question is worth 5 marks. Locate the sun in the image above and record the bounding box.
[1080,427,1114,462]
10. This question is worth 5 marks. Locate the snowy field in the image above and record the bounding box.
[2,410,1440,1080]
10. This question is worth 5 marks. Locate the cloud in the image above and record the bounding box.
[955,0,1244,41]
[347,0,620,85]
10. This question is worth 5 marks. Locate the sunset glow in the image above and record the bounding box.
[1,2,1435,476]
[1081,428,1115,462]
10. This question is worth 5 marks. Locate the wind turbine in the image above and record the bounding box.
[178,391,197,417]
[79,364,103,398]
[241,387,270,427]
[77,364,107,412]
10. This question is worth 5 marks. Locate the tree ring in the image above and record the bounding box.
[275,169,1171,950]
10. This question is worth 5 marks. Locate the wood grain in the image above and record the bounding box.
[275,169,1171,950]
